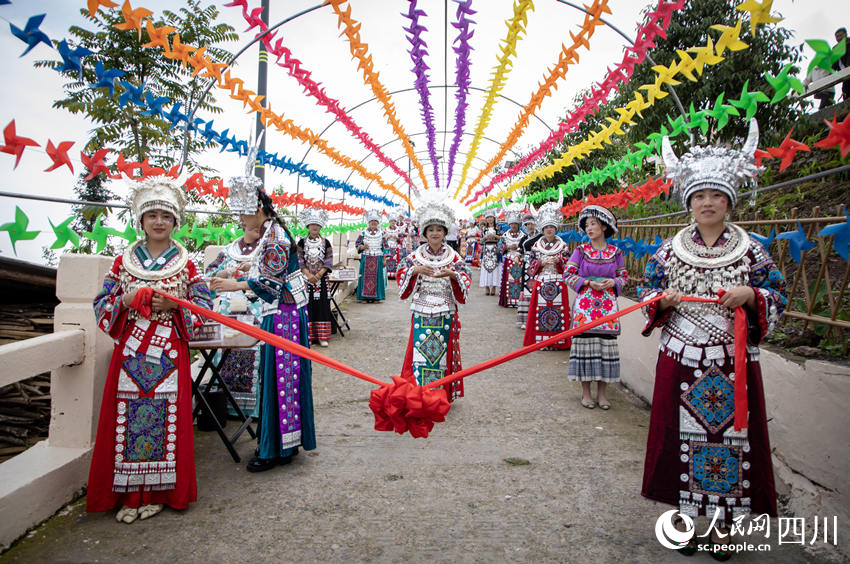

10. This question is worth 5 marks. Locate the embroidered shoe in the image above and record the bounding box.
[116,506,139,524]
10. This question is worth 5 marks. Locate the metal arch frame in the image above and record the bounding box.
[332,129,523,206]
[360,148,504,205]
[180,1,691,182]
[294,84,554,195]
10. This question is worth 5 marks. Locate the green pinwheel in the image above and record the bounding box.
[171,223,191,245]
[82,216,111,254]
[48,216,80,250]
[806,38,846,74]
[764,63,805,104]
[0,206,40,255]
[686,103,710,135]
[706,92,740,130]
[188,224,210,247]
[730,80,769,121]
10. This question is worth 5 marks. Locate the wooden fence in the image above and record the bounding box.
[616,204,849,353]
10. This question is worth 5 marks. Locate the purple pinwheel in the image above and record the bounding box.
[402,0,440,187]
[446,0,475,188]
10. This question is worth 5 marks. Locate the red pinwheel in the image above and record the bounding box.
[44,140,75,173]
[0,120,40,168]
[814,112,850,158]
[81,149,118,180]
[766,129,810,171]
[753,148,773,168]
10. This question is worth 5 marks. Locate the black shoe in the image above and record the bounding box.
[672,518,697,557]
[246,455,293,472]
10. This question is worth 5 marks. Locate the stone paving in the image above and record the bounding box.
[1,270,820,563]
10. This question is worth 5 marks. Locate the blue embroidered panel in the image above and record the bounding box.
[122,352,176,393]
[539,281,561,302]
[682,366,735,433]
[690,442,742,496]
[126,397,167,462]
[538,306,563,333]
[416,331,447,366]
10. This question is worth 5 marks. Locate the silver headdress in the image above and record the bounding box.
[300,207,329,229]
[534,190,564,230]
[228,130,265,215]
[483,207,497,218]
[662,119,761,208]
[578,204,618,236]
[127,176,187,229]
[363,208,383,223]
[502,200,525,225]
[413,192,455,231]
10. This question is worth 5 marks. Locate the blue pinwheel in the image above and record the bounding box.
[777,221,816,263]
[117,80,146,107]
[10,14,52,56]
[55,39,93,80]
[140,92,170,117]
[749,228,776,251]
[817,209,850,261]
[89,61,125,97]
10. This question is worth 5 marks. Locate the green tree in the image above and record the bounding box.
[35,0,238,253]
[37,0,237,168]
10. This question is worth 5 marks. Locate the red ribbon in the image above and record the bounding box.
[137,288,749,436]
[369,376,451,438]
[138,288,389,388]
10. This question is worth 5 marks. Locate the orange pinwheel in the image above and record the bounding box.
[113,0,152,39]
[165,33,196,67]
[141,20,175,50]
[87,0,118,17]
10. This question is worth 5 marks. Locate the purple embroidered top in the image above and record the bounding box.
[564,243,629,295]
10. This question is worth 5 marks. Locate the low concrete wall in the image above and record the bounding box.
[0,254,114,550]
[617,296,850,529]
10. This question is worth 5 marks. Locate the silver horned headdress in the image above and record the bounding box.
[228,129,265,215]
[662,119,762,208]
[363,208,383,223]
[502,200,525,225]
[413,192,455,231]
[533,190,564,230]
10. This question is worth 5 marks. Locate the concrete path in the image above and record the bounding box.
[2,270,818,563]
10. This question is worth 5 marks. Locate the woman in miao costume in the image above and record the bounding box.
[479,210,502,295]
[516,212,541,328]
[204,216,265,418]
[457,219,469,258]
[463,218,482,266]
[639,121,786,558]
[522,196,571,350]
[565,205,628,410]
[355,209,388,302]
[498,202,527,308]
[383,215,404,279]
[210,165,316,473]
[396,196,472,402]
[297,207,334,347]
[89,177,212,523]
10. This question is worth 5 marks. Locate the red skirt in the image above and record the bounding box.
[641,352,777,518]
[86,340,197,512]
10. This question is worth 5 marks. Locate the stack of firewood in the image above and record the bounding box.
[0,304,55,461]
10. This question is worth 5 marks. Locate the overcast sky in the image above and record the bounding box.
[0,0,845,263]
